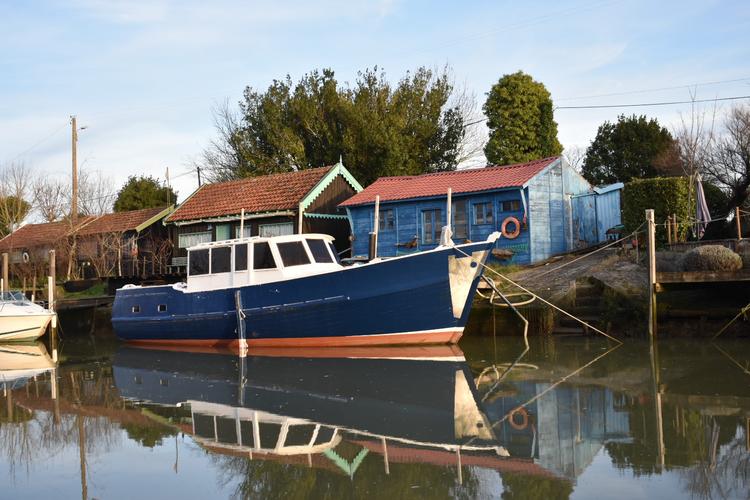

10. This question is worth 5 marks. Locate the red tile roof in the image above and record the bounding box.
[0,217,95,251]
[166,166,333,223]
[77,207,169,236]
[339,157,560,207]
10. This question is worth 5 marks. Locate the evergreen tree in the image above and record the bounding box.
[582,115,674,185]
[483,71,562,165]
[113,176,176,212]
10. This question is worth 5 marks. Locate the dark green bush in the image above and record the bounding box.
[681,245,742,272]
[622,177,690,244]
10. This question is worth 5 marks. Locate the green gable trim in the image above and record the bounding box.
[136,205,175,233]
[299,162,363,212]
[303,213,349,220]
[323,448,369,477]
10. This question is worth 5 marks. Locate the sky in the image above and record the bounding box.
[1,0,749,212]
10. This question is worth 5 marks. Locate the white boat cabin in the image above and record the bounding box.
[186,233,342,292]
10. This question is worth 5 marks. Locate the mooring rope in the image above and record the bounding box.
[530,223,645,280]
[455,246,623,344]
[712,302,750,339]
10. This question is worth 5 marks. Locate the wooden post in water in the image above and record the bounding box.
[646,209,657,337]
[737,206,743,241]
[31,274,37,302]
[666,216,672,246]
[49,250,57,362]
[2,252,8,293]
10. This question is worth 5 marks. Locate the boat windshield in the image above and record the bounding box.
[0,291,29,302]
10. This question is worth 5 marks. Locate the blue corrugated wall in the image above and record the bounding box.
[346,158,602,264]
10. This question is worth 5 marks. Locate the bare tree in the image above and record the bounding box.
[563,146,587,172]
[674,96,717,179]
[75,169,116,216]
[451,86,487,168]
[703,105,750,212]
[196,100,251,183]
[33,176,68,222]
[0,162,33,237]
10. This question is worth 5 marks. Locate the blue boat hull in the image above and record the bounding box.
[112,240,494,346]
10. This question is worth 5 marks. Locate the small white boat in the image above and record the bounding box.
[0,291,56,342]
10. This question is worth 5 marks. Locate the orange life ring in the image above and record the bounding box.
[509,407,529,430]
[501,216,521,239]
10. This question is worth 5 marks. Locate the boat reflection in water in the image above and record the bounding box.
[0,342,55,388]
[112,344,560,480]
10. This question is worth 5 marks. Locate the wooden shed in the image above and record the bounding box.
[340,157,620,265]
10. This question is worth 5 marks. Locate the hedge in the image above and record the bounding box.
[622,177,691,244]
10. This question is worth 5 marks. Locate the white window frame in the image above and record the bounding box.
[258,222,294,238]
[178,231,212,249]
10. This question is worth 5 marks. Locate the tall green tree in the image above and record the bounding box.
[199,67,466,185]
[582,115,674,185]
[113,176,176,212]
[483,71,562,165]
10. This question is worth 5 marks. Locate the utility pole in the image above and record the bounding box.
[165,167,171,206]
[196,166,202,187]
[71,115,78,223]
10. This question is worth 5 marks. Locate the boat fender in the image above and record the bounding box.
[501,216,521,239]
[22,252,30,263]
[509,407,529,430]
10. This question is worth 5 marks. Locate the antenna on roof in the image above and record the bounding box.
[338,155,343,165]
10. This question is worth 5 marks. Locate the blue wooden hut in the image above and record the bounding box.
[340,157,622,265]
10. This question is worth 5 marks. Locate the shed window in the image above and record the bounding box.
[421,209,442,244]
[453,200,468,239]
[278,241,311,267]
[259,222,294,237]
[189,249,209,275]
[235,225,252,239]
[179,231,212,249]
[473,202,493,225]
[211,246,231,274]
[253,242,277,270]
[306,239,333,263]
[234,244,248,271]
[501,200,521,212]
[378,209,394,231]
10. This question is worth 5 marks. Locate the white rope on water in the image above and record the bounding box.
[455,246,623,344]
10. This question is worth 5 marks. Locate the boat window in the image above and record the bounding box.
[258,422,281,449]
[234,244,248,271]
[193,414,215,439]
[253,242,277,270]
[131,305,140,313]
[314,426,335,444]
[278,241,311,267]
[284,424,316,446]
[189,249,209,275]
[306,239,333,263]
[328,242,340,263]
[240,421,255,448]
[216,416,238,444]
[211,246,231,274]
[158,304,167,312]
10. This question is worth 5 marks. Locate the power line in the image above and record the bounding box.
[555,94,750,110]
[556,76,750,102]
[7,122,69,162]
[463,94,750,128]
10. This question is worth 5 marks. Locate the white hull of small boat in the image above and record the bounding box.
[0,312,54,341]
[0,343,55,384]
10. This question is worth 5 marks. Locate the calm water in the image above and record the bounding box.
[1,313,749,499]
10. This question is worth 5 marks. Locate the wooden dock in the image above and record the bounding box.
[655,270,750,292]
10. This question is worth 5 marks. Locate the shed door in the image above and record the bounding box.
[571,194,598,247]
